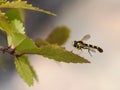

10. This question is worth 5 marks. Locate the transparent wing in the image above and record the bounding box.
[81,34,91,41]
[83,46,96,52]
[89,47,96,52]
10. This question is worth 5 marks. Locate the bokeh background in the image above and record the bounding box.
[1,0,120,90]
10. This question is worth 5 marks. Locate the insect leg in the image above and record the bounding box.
[79,47,83,52]
[88,49,93,56]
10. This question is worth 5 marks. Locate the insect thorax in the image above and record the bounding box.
[73,41,84,49]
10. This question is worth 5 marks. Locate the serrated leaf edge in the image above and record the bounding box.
[0,1,56,16]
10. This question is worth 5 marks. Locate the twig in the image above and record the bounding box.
[0,46,24,57]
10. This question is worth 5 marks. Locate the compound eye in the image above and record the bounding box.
[74,44,77,47]
[74,41,77,44]
[73,41,77,47]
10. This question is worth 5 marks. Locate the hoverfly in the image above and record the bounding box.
[73,34,103,56]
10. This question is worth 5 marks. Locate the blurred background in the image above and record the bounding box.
[1,0,120,90]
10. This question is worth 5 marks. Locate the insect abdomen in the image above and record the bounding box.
[97,47,103,53]
[93,45,103,53]
[88,44,103,53]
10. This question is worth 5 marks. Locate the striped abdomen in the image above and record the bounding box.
[84,43,103,53]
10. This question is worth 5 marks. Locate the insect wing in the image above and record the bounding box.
[81,34,91,41]
[89,47,96,52]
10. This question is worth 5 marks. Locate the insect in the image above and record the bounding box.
[73,34,103,56]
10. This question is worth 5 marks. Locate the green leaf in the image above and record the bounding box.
[0,12,13,34]
[5,8,25,22]
[46,26,70,45]
[0,13,37,50]
[14,55,37,86]
[13,35,89,63]
[18,45,90,63]
[0,13,34,48]
[10,34,90,63]
[35,39,50,47]
[10,32,38,52]
[0,12,26,47]
[10,19,25,34]
[28,63,38,81]
[37,45,90,63]
[0,1,56,16]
